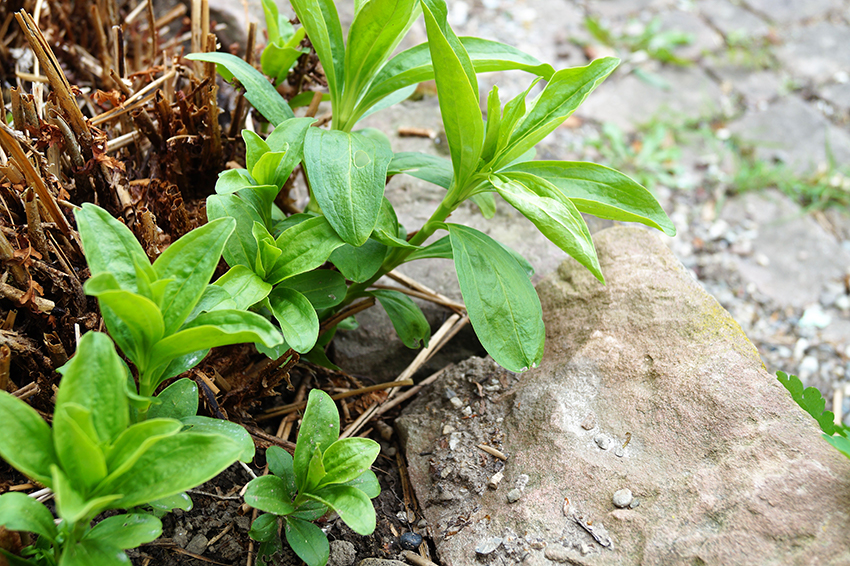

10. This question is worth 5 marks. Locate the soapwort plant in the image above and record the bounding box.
[243,389,380,566]
[188,0,676,375]
[0,332,254,566]
[74,203,283,416]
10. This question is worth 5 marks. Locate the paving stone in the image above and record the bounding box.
[720,190,850,308]
[577,66,725,130]
[745,0,843,25]
[821,82,850,111]
[726,95,850,172]
[698,0,771,40]
[585,0,674,19]
[776,22,850,84]
[712,67,785,106]
[657,9,725,59]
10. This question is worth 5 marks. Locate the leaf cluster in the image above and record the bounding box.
[0,332,252,566]
[244,390,380,566]
[777,371,850,459]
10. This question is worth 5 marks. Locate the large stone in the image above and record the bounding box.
[397,226,850,566]
[719,189,850,308]
[727,95,850,172]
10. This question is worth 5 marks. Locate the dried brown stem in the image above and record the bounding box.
[319,297,376,334]
[0,225,28,287]
[257,379,415,421]
[0,345,12,392]
[24,189,49,259]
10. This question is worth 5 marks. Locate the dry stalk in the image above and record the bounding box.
[229,22,256,138]
[0,226,28,287]
[257,379,415,421]
[0,344,12,392]
[24,189,50,259]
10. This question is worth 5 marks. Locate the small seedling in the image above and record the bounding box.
[75,203,283,415]
[0,332,253,566]
[244,389,380,566]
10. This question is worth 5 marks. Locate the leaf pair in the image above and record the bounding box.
[244,390,380,566]
[0,332,249,565]
[76,204,283,398]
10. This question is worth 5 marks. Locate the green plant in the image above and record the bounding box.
[582,16,693,66]
[185,0,675,375]
[243,389,380,566]
[777,371,850,458]
[0,331,253,566]
[74,203,283,415]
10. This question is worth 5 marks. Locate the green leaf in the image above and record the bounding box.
[303,447,326,494]
[95,432,243,509]
[448,224,544,372]
[289,499,327,521]
[342,0,418,118]
[266,446,297,498]
[502,161,676,236]
[777,371,842,436]
[184,52,294,124]
[470,192,496,219]
[147,379,198,420]
[147,492,193,512]
[215,169,255,194]
[358,37,554,123]
[421,0,483,187]
[303,129,393,246]
[55,332,129,446]
[491,174,602,281]
[356,84,417,123]
[207,194,265,270]
[53,405,108,490]
[149,310,282,371]
[284,516,329,566]
[266,287,319,354]
[249,513,279,542]
[329,239,387,283]
[153,217,236,335]
[215,265,273,309]
[0,493,57,541]
[0,407,56,487]
[319,438,380,487]
[388,152,452,189]
[306,485,375,535]
[343,469,380,499]
[495,58,619,168]
[276,270,346,309]
[404,235,453,261]
[51,466,121,524]
[265,216,346,284]
[83,514,162,549]
[104,419,182,473]
[59,538,130,566]
[372,198,417,249]
[369,290,430,349]
[289,0,345,104]
[75,204,152,294]
[243,130,271,172]
[294,390,339,491]
[481,85,502,162]
[179,417,254,462]
[244,475,296,516]
[88,290,164,366]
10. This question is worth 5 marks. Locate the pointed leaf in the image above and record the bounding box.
[289,0,345,104]
[249,513,279,542]
[329,239,387,283]
[83,514,162,549]
[303,129,393,246]
[147,378,198,420]
[369,290,430,349]
[502,161,676,236]
[266,446,297,498]
[59,538,130,566]
[53,406,108,490]
[207,194,264,270]
[104,418,182,472]
[88,290,164,365]
[294,390,339,490]
[276,270,347,309]
[215,265,273,309]
[266,287,319,354]
[343,469,380,499]
[244,475,296,515]
[0,493,57,541]
[448,224,544,372]
[185,52,294,124]
[388,151,453,189]
[284,516,329,566]
[491,174,602,280]
[181,416,255,463]
[319,438,380,486]
[153,217,236,334]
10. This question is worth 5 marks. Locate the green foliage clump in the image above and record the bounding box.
[777,371,850,459]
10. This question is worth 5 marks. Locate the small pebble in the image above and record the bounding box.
[475,536,502,555]
[329,540,356,566]
[507,488,522,503]
[613,489,633,508]
[442,424,456,434]
[594,435,611,450]
[449,396,464,409]
[629,499,641,509]
[417,518,428,529]
[488,470,504,489]
[185,533,208,555]
[399,532,423,551]
[580,413,596,430]
[614,446,625,457]
[544,545,572,563]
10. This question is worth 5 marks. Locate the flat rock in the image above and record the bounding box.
[776,23,850,84]
[744,0,843,25]
[657,10,724,60]
[397,226,850,566]
[727,96,850,172]
[720,190,850,308]
[698,0,770,40]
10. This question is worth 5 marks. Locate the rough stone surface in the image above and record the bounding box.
[397,226,850,566]
[776,23,850,84]
[727,96,850,171]
[699,0,770,39]
[720,190,850,308]
[658,10,724,60]
[328,540,357,566]
[745,0,843,24]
